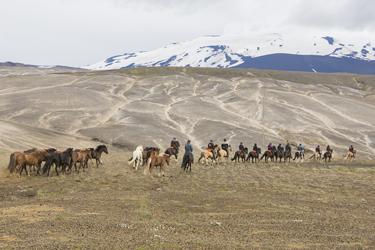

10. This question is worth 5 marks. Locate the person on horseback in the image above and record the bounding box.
[170,137,180,153]
[326,145,331,153]
[184,139,193,161]
[253,143,258,152]
[297,143,304,157]
[316,145,321,153]
[221,139,229,157]
[277,143,282,151]
[285,142,291,152]
[207,140,216,159]
[349,145,354,153]
[267,143,273,151]
[239,142,245,152]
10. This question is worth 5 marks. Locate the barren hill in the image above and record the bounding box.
[1,66,375,158]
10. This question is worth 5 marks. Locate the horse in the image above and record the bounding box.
[274,148,284,163]
[164,145,179,160]
[260,148,273,163]
[181,153,193,173]
[231,147,248,163]
[218,145,232,163]
[9,150,51,177]
[322,149,334,162]
[69,149,92,173]
[246,148,261,163]
[345,149,356,161]
[128,145,143,170]
[42,148,73,176]
[293,150,304,161]
[198,144,220,165]
[309,151,322,161]
[284,151,292,163]
[90,145,108,167]
[142,147,160,166]
[144,153,170,177]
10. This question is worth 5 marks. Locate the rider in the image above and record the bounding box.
[349,145,354,153]
[267,143,273,151]
[184,139,193,161]
[239,142,245,152]
[221,139,229,157]
[285,142,291,153]
[253,143,258,152]
[315,145,321,154]
[326,145,331,153]
[277,143,282,151]
[297,143,304,157]
[170,137,180,153]
[207,140,216,159]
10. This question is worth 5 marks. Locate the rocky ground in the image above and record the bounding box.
[1,152,375,249]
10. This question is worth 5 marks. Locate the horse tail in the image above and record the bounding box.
[7,153,15,171]
[260,153,265,160]
[198,153,203,163]
[181,154,188,169]
[9,154,19,173]
[128,153,137,165]
[143,157,151,175]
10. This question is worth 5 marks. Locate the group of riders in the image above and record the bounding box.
[173,137,356,162]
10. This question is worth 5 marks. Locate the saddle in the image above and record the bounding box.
[169,146,174,149]
[267,150,272,153]
[206,149,212,152]
[251,150,256,153]
[298,150,302,153]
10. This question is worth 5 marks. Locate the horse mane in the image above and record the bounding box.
[95,145,107,151]
[136,145,143,151]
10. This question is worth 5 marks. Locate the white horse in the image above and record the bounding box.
[128,145,143,170]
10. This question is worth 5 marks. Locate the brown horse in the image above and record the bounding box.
[322,149,334,162]
[309,151,322,161]
[231,147,248,163]
[144,153,170,177]
[218,145,232,163]
[142,147,160,165]
[345,149,356,161]
[9,150,50,177]
[246,148,261,163]
[260,149,273,163]
[284,151,292,163]
[91,145,108,167]
[293,150,304,161]
[69,149,92,173]
[198,144,220,165]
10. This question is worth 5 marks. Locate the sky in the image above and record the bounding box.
[1,0,375,67]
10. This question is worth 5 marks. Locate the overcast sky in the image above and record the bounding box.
[1,0,374,67]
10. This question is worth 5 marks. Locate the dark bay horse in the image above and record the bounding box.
[322,149,333,162]
[231,147,248,163]
[284,151,292,163]
[260,149,273,163]
[43,148,73,176]
[274,148,284,163]
[181,153,193,173]
[91,145,108,167]
[142,147,160,166]
[165,144,179,160]
[246,148,261,163]
[293,151,304,161]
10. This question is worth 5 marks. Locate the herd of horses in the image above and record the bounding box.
[7,140,357,178]
[128,141,357,177]
[7,145,108,178]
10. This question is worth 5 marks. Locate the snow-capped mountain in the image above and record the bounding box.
[85,28,375,74]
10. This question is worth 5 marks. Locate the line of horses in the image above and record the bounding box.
[7,145,108,177]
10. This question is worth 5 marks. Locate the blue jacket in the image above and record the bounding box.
[185,143,193,153]
[297,145,304,151]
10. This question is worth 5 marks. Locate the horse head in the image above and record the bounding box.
[228,145,232,151]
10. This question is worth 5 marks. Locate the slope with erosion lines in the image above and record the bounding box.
[0,67,375,158]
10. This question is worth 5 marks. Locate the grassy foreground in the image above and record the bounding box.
[1,152,375,249]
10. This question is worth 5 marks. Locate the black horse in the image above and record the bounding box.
[165,143,180,160]
[231,147,248,163]
[260,149,273,163]
[246,148,261,163]
[181,153,193,173]
[43,148,73,176]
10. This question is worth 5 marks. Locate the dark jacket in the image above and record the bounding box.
[285,144,291,152]
[208,143,214,150]
[221,143,228,150]
[253,145,258,151]
[239,144,244,151]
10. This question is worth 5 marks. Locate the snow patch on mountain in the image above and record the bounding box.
[85,28,374,70]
